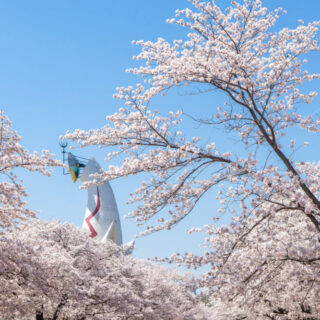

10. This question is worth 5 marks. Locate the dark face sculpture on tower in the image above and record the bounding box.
[67,152,86,183]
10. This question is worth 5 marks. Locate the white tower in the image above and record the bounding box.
[80,158,123,245]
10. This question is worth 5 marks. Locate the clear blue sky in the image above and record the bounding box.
[1,0,320,261]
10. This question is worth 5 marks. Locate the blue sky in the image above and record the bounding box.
[1,0,320,262]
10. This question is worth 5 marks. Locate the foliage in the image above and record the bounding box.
[0,111,61,229]
[0,219,210,320]
[65,0,320,318]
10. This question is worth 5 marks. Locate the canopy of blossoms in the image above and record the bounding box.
[65,0,320,318]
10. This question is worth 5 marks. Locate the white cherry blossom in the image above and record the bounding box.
[65,1,320,318]
[0,111,61,230]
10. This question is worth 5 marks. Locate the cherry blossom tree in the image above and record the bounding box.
[65,0,320,318]
[0,112,210,319]
[0,111,61,230]
[0,219,210,320]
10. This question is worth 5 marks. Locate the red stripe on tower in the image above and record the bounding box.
[85,187,100,237]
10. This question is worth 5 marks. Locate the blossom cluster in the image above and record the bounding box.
[0,111,61,229]
[0,219,211,319]
[65,0,320,318]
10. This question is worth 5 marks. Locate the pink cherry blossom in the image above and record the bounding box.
[0,219,211,319]
[0,111,61,230]
[65,0,320,318]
